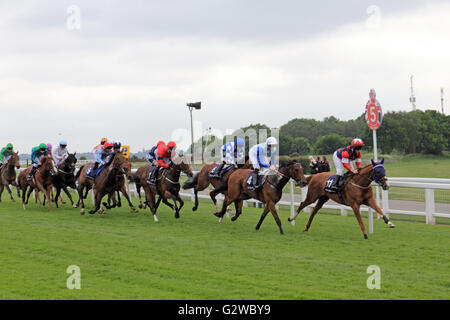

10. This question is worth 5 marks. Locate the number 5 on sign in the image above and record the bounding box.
[365,89,383,130]
[122,146,130,158]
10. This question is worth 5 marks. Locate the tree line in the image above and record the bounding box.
[188,110,449,157]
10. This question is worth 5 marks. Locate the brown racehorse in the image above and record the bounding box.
[145,156,193,221]
[215,160,308,234]
[0,152,21,202]
[103,156,137,212]
[182,156,251,212]
[288,159,395,239]
[18,156,57,211]
[75,152,129,215]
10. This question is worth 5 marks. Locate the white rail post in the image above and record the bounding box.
[289,179,296,226]
[340,207,347,216]
[381,188,389,218]
[425,188,436,225]
[368,207,374,234]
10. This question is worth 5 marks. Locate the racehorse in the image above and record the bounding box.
[75,152,129,215]
[102,156,137,212]
[182,159,251,213]
[17,156,57,211]
[288,159,395,239]
[145,156,193,221]
[52,153,78,208]
[214,160,308,234]
[0,152,21,202]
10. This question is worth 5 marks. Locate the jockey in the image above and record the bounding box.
[92,137,108,161]
[148,141,173,185]
[331,138,365,190]
[46,143,53,156]
[167,141,177,158]
[53,140,69,168]
[248,137,278,189]
[92,141,114,173]
[0,143,14,169]
[211,138,245,178]
[146,141,165,166]
[27,143,48,181]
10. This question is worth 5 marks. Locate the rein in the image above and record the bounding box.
[347,165,383,189]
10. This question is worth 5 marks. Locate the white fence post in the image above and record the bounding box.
[381,188,389,218]
[425,188,436,225]
[340,207,347,216]
[368,207,374,234]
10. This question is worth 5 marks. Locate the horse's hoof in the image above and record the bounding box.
[175,213,180,219]
[192,206,198,212]
[11,199,15,202]
[218,217,223,224]
[231,216,237,222]
[89,210,95,215]
[153,215,159,222]
[80,209,85,215]
[213,212,221,218]
[364,234,368,239]
[388,222,396,228]
[73,204,78,208]
[138,204,143,209]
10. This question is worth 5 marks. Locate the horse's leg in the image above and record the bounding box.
[13,180,21,198]
[175,193,184,212]
[231,199,244,221]
[22,185,29,210]
[89,191,103,215]
[351,204,368,239]
[119,184,136,212]
[0,183,3,202]
[167,192,181,219]
[210,184,227,214]
[35,189,42,206]
[45,185,53,211]
[77,183,86,214]
[50,186,55,202]
[54,187,61,208]
[5,184,15,202]
[214,195,233,223]
[304,196,329,232]
[103,193,113,209]
[365,197,395,228]
[266,201,284,235]
[255,205,270,230]
[26,187,34,204]
[116,190,122,207]
[192,187,199,212]
[288,192,319,222]
[61,185,74,207]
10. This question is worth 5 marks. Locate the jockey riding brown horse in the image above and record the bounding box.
[103,155,137,212]
[145,156,193,221]
[0,152,21,202]
[75,152,129,214]
[214,160,308,234]
[288,158,395,239]
[18,156,57,211]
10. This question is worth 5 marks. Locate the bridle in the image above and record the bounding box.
[348,164,386,189]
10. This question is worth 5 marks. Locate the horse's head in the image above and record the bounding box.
[41,156,57,176]
[171,156,193,177]
[111,152,129,175]
[280,159,308,187]
[63,153,78,172]
[10,152,20,169]
[371,158,389,190]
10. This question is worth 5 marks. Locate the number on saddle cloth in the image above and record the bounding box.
[324,175,338,193]
[246,171,267,190]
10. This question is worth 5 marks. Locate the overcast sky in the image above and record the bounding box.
[1,0,449,153]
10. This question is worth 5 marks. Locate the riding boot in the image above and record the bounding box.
[28,166,37,181]
[252,169,260,189]
[332,175,342,191]
[148,167,158,185]
[213,162,226,178]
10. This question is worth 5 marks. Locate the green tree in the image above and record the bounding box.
[313,134,348,155]
[291,137,312,155]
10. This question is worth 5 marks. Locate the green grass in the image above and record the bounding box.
[0,194,448,300]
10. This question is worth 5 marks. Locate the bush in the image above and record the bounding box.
[313,134,348,155]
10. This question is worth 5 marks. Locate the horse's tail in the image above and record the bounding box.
[182,172,199,190]
[75,165,84,180]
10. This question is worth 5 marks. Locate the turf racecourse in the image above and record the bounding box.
[0,196,448,300]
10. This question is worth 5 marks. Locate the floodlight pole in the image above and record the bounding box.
[189,106,194,161]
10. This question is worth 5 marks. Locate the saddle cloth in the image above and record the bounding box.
[209,164,234,178]
[246,172,268,191]
[86,164,105,178]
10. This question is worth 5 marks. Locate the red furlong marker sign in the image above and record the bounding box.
[365,89,383,130]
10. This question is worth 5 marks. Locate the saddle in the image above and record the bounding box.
[209,164,234,179]
[86,164,105,179]
[147,166,166,185]
[246,171,268,191]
